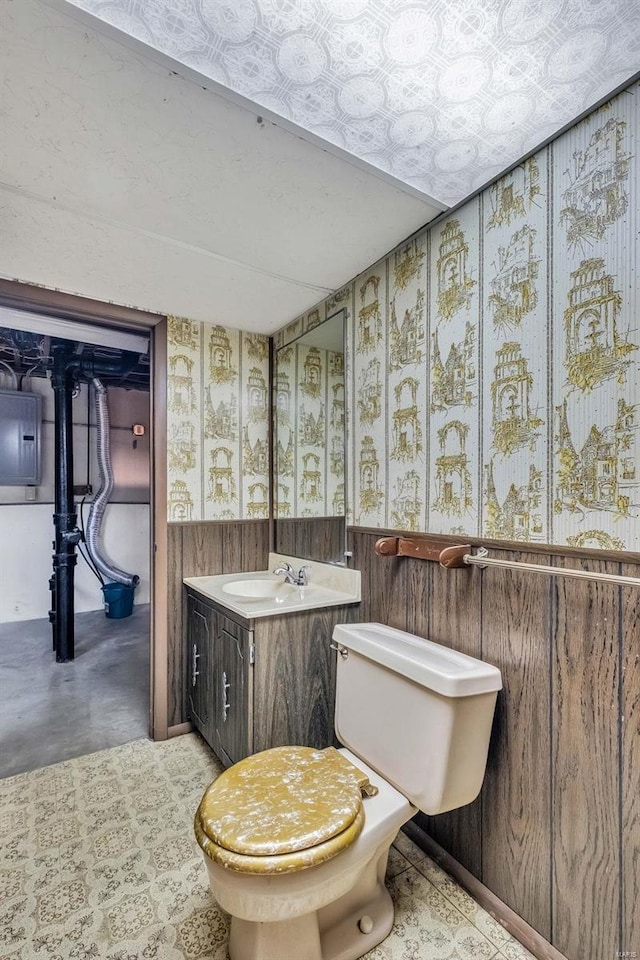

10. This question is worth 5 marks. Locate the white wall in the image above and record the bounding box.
[0,502,150,622]
[0,377,150,505]
[0,375,151,623]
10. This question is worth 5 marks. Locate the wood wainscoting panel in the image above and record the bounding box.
[182,523,225,576]
[242,520,270,572]
[348,526,639,960]
[252,606,356,752]
[167,524,184,727]
[275,517,345,563]
[428,561,482,657]
[480,551,553,939]
[621,562,640,954]
[222,523,243,573]
[350,530,410,630]
[551,557,620,960]
[273,520,295,557]
[404,551,431,638]
[418,559,484,877]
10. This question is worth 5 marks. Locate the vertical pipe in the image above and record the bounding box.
[51,342,77,662]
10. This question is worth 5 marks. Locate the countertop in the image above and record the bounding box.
[184,553,361,620]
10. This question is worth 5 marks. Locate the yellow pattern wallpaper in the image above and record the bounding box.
[279,80,638,550]
[275,342,345,519]
[166,317,270,523]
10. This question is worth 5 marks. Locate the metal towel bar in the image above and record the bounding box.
[374,537,640,588]
[460,547,640,588]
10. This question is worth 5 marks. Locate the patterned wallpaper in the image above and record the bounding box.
[166,317,270,522]
[275,342,344,519]
[278,82,639,551]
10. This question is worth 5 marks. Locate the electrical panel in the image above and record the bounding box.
[0,389,42,485]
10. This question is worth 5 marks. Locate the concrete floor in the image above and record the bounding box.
[0,604,150,778]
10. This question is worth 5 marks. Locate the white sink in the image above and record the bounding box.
[222,579,293,599]
[184,556,361,618]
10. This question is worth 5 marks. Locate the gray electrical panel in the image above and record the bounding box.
[0,389,42,485]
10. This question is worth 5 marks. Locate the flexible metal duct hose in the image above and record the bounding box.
[86,378,139,587]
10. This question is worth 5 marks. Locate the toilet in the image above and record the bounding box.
[195,622,502,960]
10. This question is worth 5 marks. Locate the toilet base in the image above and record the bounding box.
[229,912,322,960]
[226,847,394,960]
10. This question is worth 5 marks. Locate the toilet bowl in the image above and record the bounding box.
[195,622,502,960]
[199,749,413,960]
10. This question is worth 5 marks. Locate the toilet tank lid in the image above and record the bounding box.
[333,623,502,698]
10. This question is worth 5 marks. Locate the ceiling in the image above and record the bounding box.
[1,2,637,335]
[0,327,151,390]
[0,1,442,333]
[64,0,640,206]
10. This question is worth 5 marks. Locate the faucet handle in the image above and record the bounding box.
[297,565,310,585]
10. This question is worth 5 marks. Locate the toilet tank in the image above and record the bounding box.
[332,623,502,816]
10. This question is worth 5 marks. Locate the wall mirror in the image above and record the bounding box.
[273,308,346,564]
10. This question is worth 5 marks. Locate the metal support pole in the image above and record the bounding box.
[50,342,79,662]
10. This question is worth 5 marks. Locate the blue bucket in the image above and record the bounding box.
[102,582,135,619]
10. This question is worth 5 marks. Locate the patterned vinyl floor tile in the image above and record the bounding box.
[0,734,534,960]
[402,847,537,960]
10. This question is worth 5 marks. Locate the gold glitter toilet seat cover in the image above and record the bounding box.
[194,746,370,874]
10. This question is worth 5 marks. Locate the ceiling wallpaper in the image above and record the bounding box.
[65,0,639,206]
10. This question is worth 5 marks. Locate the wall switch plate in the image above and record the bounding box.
[25,486,36,501]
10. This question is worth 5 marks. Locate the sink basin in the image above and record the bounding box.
[184,558,361,617]
[222,579,292,599]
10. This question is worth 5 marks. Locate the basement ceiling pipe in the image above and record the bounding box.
[85,378,139,588]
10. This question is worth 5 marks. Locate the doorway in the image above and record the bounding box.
[0,306,153,777]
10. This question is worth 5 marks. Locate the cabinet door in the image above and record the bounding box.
[214,614,252,767]
[187,594,215,744]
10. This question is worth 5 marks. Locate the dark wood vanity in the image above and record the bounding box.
[185,587,358,767]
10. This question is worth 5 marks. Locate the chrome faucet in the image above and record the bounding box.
[273,563,310,586]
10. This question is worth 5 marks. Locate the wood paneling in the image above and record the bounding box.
[621,562,640,955]
[404,551,430,638]
[422,560,484,876]
[481,551,552,937]
[253,606,360,751]
[253,606,356,752]
[552,558,620,960]
[166,519,269,726]
[428,561,482,657]
[351,530,409,629]
[275,517,345,563]
[348,526,639,960]
[222,523,243,574]
[242,520,270,572]
[167,524,184,726]
[182,523,224,577]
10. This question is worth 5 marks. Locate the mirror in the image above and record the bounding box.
[274,309,346,564]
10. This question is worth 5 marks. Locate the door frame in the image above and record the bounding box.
[0,279,170,739]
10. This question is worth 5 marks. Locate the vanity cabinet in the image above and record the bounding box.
[187,594,216,744]
[212,613,252,767]
[187,592,252,767]
[185,587,357,767]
